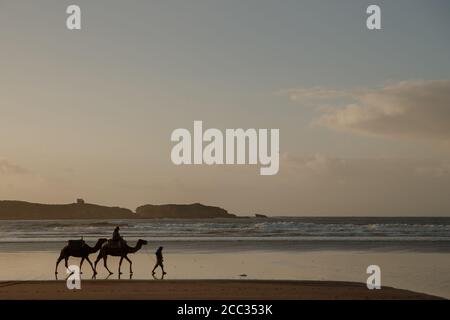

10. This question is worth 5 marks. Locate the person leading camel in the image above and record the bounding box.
[152,246,167,276]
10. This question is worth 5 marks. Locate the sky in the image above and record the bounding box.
[1,0,450,216]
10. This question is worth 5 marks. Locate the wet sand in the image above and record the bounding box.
[0,280,443,300]
[1,249,449,298]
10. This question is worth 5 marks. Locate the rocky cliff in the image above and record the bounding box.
[0,200,135,220]
[0,200,236,220]
[136,203,236,219]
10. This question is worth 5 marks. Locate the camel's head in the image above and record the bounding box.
[138,239,148,246]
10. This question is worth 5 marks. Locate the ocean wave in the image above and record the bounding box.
[0,217,449,243]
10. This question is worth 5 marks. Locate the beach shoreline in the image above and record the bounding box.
[1,249,449,298]
[0,280,444,300]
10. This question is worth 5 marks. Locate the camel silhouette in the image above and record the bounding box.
[55,238,108,275]
[94,239,148,275]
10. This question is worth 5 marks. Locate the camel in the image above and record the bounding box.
[55,238,108,275]
[94,239,148,275]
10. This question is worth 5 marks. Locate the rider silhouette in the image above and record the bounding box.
[113,226,122,241]
[112,226,124,248]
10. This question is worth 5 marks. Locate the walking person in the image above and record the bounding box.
[152,246,167,275]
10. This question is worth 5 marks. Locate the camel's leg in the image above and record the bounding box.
[118,257,124,274]
[64,257,69,270]
[124,256,133,274]
[79,257,85,274]
[85,257,96,275]
[55,255,64,274]
[94,253,101,272]
[103,256,113,275]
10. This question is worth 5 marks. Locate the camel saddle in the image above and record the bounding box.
[68,239,86,249]
[107,239,126,248]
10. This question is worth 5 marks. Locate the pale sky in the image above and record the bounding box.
[1,0,450,216]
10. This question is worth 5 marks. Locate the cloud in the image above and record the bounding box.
[282,80,450,142]
[282,153,450,179]
[0,158,29,175]
[277,153,450,215]
[415,162,450,178]
[0,157,39,191]
[277,87,352,103]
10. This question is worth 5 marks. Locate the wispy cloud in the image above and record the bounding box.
[282,153,450,179]
[0,158,29,175]
[277,153,450,215]
[281,80,450,142]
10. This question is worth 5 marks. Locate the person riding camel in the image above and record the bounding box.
[112,226,124,248]
[113,226,122,241]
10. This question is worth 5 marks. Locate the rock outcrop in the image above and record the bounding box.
[0,200,237,220]
[136,203,236,219]
[0,200,135,220]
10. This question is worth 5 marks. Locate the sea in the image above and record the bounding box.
[0,217,449,252]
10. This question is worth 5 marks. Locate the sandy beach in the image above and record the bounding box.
[1,249,449,298]
[0,280,443,300]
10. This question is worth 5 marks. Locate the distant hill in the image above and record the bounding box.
[0,200,237,220]
[136,203,236,219]
[0,200,135,220]
[255,214,269,218]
